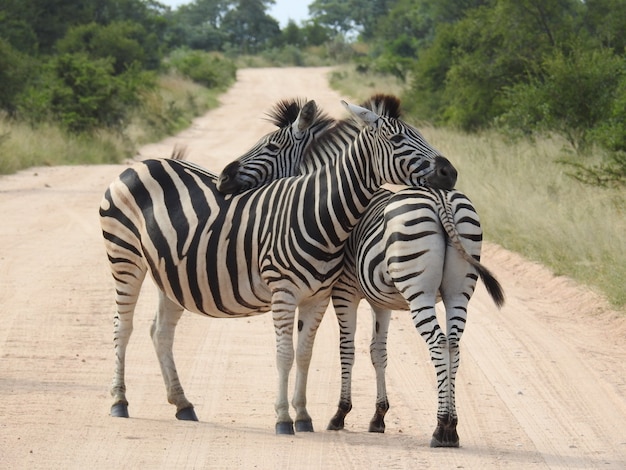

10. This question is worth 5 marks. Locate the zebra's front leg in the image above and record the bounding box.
[327,298,358,431]
[368,306,391,433]
[272,299,297,434]
[151,292,197,421]
[291,298,329,432]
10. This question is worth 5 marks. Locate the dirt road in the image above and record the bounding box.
[1,67,625,469]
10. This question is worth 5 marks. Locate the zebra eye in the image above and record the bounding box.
[390,134,404,144]
[266,143,280,153]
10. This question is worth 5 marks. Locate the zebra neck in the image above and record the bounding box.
[305,134,382,246]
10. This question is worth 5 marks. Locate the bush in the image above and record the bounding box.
[0,39,33,115]
[500,47,624,152]
[56,21,162,74]
[167,49,236,89]
[18,53,155,134]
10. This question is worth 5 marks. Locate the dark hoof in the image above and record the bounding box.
[430,436,460,448]
[368,400,388,433]
[327,403,351,431]
[327,415,345,431]
[430,416,459,447]
[111,403,129,418]
[176,406,198,421]
[368,419,385,433]
[275,422,295,435]
[295,420,314,432]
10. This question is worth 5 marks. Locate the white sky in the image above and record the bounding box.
[158,0,312,27]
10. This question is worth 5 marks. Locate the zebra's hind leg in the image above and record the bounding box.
[109,262,147,418]
[327,296,359,431]
[151,291,197,421]
[430,300,466,447]
[429,335,460,447]
[368,306,391,433]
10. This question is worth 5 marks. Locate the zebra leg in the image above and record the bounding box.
[110,262,147,418]
[150,291,197,421]
[431,293,471,446]
[408,299,458,446]
[368,306,391,433]
[292,299,329,432]
[327,297,358,431]
[272,296,297,434]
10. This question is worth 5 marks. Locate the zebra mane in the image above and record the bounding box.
[359,94,402,119]
[264,97,332,129]
[301,94,403,164]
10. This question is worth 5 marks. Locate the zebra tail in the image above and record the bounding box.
[436,190,505,309]
[474,263,505,309]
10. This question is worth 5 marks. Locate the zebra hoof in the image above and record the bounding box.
[295,420,314,432]
[368,419,385,433]
[430,416,459,447]
[176,406,198,421]
[430,436,460,448]
[275,422,295,435]
[327,415,345,431]
[110,403,129,418]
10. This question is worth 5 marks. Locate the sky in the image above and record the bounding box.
[159,0,312,27]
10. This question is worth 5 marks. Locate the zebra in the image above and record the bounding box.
[99,96,457,435]
[217,94,504,446]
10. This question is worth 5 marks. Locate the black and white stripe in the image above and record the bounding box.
[100,96,456,434]
[217,94,503,446]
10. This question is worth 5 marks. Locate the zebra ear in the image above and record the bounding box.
[342,100,379,129]
[293,100,317,137]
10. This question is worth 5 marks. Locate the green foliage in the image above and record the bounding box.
[562,152,626,188]
[500,47,625,152]
[167,49,236,89]
[17,53,154,134]
[0,39,33,115]
[56,21,162,73]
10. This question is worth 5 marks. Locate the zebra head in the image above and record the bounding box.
[217,98,334,193]
[342,97,457,190]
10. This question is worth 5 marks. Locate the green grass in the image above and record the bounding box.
[0,72,221,174]
[330,66,626,311]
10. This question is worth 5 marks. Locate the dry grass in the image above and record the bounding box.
[328,64,407,100]
[0,73,219,175]
[424,128,626,309]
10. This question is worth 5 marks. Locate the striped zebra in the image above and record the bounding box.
[99,96,457,434]
[217,94,504,446]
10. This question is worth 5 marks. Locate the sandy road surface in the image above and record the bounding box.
[1,67,625,469]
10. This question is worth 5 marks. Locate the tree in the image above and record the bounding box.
[56,21,161,73]
[221,0,280,53]
[500,47,625,152]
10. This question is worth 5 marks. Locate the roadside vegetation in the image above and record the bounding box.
[1,0,623,310]
[331,66,626,310]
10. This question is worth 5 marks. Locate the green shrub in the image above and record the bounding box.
[0,39,33,115]
[167,49,236,89]
[18,53,155,134]
[500,47,624,152]
[56,21,162,74]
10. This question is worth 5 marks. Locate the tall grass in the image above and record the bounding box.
[0,73,220,175]
[329,66,626,310]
